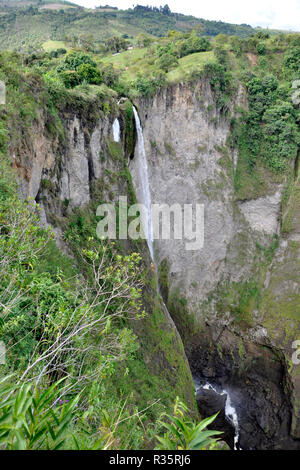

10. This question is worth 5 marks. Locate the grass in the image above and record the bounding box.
[42,40,69,52]
[101,47,147,67]
[101,48,214,85]
[167,50,214,82]
[101,47,149,83]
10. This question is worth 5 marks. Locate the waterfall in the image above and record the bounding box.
[132,107,154,260]
[112,118,121,142]
[194,380,240,450]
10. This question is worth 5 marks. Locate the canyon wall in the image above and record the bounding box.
[10,77,300,448]
[10,95,197,418]
[131,79,300,448]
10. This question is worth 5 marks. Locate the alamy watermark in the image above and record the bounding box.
[96,196,204,251]
[291,80,300,107]
[292,341,300,365]
[0,80,5,105]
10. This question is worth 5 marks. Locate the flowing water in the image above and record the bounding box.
[132,107,154,260]
[194,379,240,450]
[112,118,121,142]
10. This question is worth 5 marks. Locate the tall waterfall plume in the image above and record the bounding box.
[112,118,121,142]
[132,107,154,260]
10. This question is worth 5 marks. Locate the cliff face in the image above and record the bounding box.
[132,80,300,448]
[11,77,300,449]
[14,108,112,214]
[10,95,197,420]
[133,80,281,316]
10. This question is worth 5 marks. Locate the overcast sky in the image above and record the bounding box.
[72,0,300,31]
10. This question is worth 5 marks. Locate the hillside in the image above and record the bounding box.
[0,1,259,52]
[0,1,300,451]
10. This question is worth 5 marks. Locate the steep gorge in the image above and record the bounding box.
[10,76,300,449]
[9,88,198,429]
[131,79,300,449]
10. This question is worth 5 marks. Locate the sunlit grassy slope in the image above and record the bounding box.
[167,51,214,82]
[101,48,215,84]
[42,40,69,52]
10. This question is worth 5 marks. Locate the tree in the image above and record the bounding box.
[57,52,102,87]
[161,4,171,15]
[100,63,120,87]
[284,46,300,75]
[256,42,266,55]
[156,53,178,72]
[80,34,95,52]
[136,33,152,48]
[215,34,229,46]
[77,63,102,85]
[105,36,127,53]
[179,33,211,58]
[58,52,97,71]
[59,70,81,88]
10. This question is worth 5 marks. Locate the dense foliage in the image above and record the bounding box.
[155,397,222,450]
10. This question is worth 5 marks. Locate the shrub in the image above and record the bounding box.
[100,63,120,88]
[77,63,102,85]
[59,70,81,88]
[256,42,266,55]
[155,53,178,72]
[179,35,211,58]
[283,46,300,76]
[133,73,166,97]
[155,397,222,450]
[0,376,80,450]
[58,52,97,72]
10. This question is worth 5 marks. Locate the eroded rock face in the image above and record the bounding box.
[132,81,281,312]
[238,190,282,235]
[131,80,300,448]
[258,177,300,439]
[12,111,116,213]
[13,109,57,200]
[60,116,90,208]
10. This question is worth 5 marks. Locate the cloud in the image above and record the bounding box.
[74,0,300,31]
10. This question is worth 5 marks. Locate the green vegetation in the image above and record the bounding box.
[0,1,259,53]
[0,150,197,450]
[0,375,217,451]
[0,47,200,448]
[0,376,82,450]
[0,5,299,449]
[232,73,299,175]
[0,47,197,449]
[155,397,222,450]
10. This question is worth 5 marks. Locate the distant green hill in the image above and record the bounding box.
[0,1,259,52]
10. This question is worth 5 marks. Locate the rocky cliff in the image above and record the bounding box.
[9,91,197,422]
[10,75,300,449]
[131,79,300,449]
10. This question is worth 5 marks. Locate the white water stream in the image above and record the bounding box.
[132,107,154,260]
[194,379,240,450]
[112,118,121,142]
